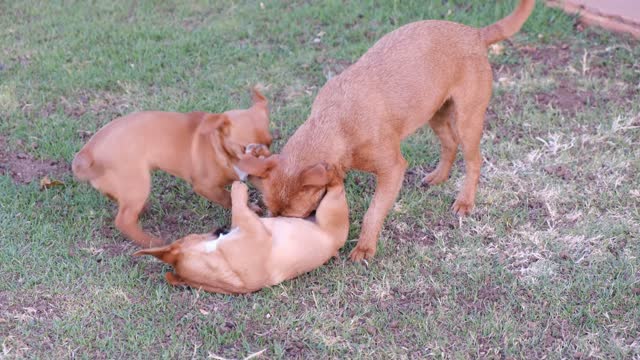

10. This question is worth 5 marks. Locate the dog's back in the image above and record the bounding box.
[72,111,197,181]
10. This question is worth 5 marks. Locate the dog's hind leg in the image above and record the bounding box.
[424,100,458,186]
[114,172,162,247]
[449,76,492,216]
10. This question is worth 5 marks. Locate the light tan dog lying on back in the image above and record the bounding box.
[72,88,272,248]
[134,178,349,294]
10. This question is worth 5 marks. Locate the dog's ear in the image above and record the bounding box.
[237,154,279,178]
[198,113,230,136]
[300,162,333,188]
[250,86,268,110]
[133,245,179,266]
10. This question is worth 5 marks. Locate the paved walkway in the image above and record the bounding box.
[547,0,640,38]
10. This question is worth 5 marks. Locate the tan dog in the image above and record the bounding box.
[72,88,272,247]
[134,179,349,294]
[237,1,535,261]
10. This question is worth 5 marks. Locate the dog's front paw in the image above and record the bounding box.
[231,181,249,194]
[245,143,271,158]
[451,198,474,216]
[349,244,376,262]
[231,181,250,203]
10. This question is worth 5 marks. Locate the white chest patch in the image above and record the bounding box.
[205,227,238,253]
[204,239,218,253]
[233,166,248,181]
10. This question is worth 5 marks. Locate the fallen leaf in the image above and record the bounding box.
[489,43,504,56]
[199,309,210,315]
[40,176,64,190]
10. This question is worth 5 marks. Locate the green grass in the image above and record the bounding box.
[1,0,639,358]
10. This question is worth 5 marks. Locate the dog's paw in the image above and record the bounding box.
[245,143,271,158]
[349,244,376,262]
[422,168,448,186]
[231,181,250,204]
[451,199,473,216]
[231,181,249,193]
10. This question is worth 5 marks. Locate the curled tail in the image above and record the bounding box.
[72,150,101,181]
[480,0,535,46]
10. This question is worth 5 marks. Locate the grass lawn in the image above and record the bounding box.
[1,0,639,358]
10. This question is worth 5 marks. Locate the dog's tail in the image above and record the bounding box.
[480,0,535,46]
[71,149,102,181]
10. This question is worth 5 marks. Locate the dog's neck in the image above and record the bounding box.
[191,132,236,180]
[281,115,351,173]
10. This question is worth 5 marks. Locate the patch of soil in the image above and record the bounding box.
[492,43,573,82]
[385,286,441,312]
[0,135,68,184]
[387,220,435,246]
[521,44,573,74]
[459,278,507,315]
[23,89,133,125]
[544,165,575,181]
[523,197,552,224]
[489,42,636,123]
[534,83,596,114]
[404,166,426,186]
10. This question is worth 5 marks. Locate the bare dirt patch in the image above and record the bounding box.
[0,135,68,184]
[20,89,134,132]
[534,82,596,113]
[490,42,636,121]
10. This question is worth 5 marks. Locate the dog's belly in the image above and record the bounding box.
[265,222,336,284]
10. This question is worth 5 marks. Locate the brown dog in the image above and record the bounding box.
[237,1,535,261]
[134,179,349,294]
[72,88,272,247]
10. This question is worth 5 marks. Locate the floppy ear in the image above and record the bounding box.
[133,244,179,265]
[251,86,268,109]
[198,113,230,136]
[300,162,333,187]
[236,154,279,178]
